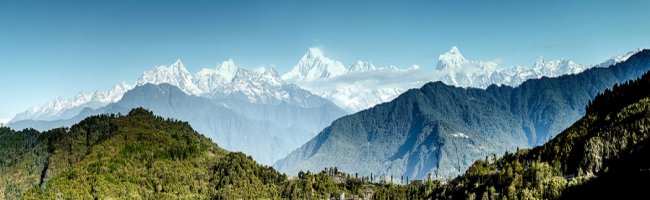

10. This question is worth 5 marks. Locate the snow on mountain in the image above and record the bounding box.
[197,61,292,104]
[12,59,329,123]
[433,46,593,88]
[136,59,202,95]
[280,47,433,111]
[348,60,377,73]
[594,48,644,68]
[10,82,133,122]
[12,47,642,121]
[133,58,296,104]
[285,57,426,111]
[286,47,641,112]
[281,48,347,82]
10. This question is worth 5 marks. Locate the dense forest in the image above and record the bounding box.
[2,69,650,198]
[429,71,650,199]
[0,108,439,199]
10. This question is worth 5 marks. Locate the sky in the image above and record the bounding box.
[1,0,650,121]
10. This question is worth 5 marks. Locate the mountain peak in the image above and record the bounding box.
[448,46,461,55]
[254,66,280,76]
[349,60,377,73]
[171,59,187,72]
[534,56,545,68]
[216,59,239,82]
[306,47,325,59]
[137,60,201,95]
[437,46,468,70]
[282,47,347,82]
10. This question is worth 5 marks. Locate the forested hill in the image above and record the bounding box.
[433,71,650,199]
[0,108,435,199]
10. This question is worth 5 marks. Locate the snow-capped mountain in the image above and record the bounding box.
[135,59,327,107]
[294,65,427,112]
[12,58,336,123]
[284,47,641,112]
[9,59,348,166]
[348,60,377,73]
[281,48,347,82]
[282,48,428,112]
[594,48,644,68]
[12,47,642,122]
[137,59,202,95]
[10,82,133,122]
[434,46,593,88]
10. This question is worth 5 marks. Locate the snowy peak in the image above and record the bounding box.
[534,56,545,69]
[348,60,377,73]
[282,47,347,82]
[437,46,468,70]
[305,47,325,59]
[171,59,188,73]
[595,48,644,68]
[256,67,281,80]
[137,59,201,95]
[10,82,134,122]
[434,46,591,88]
[216,59,239,83]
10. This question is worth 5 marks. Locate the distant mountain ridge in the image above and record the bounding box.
[275,49,650,180]
[13,47,635,121]
[434,46,642,88]
[285,47,641,111]
[9,83,346,165]
[11,58,338,123]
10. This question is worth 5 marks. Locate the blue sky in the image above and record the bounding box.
[1,0,650,120]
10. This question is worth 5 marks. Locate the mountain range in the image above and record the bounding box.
[3,66,650,198]
[284,47,641,112]
[11,46,633,122]
[7,47,642,166]
[274,49,650,180]
[8,61,347,165]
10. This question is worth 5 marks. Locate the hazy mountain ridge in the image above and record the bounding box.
[8,83,346,165]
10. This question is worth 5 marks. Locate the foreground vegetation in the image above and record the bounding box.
[429,71,650,199]
[0,108,440,199]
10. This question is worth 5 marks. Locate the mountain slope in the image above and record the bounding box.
[8,84,346,165]
[0,108,293,199]
[275,49,650,180]
[433,70,650,199]
[0,108,441,199]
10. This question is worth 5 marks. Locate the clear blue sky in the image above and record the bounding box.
[1,0,650,120]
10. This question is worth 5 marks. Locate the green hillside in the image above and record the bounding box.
[0,108,438,199]
[432,72,650,199]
